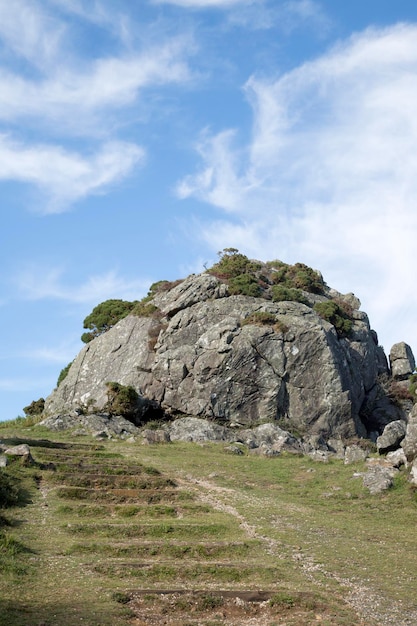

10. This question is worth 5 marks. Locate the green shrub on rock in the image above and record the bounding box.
[228,274,262,297]
[313,301,353,337]
[57,361,73,387]
[105,382,139,418]
[271,285,309,305]
[268,261,324,294]
[241,311,289,334]
[208,248,261,280]
[82,299,138,343]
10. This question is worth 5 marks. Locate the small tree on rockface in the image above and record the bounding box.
[81,299,138,343]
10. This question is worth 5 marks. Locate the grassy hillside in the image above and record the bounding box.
[0,422,416,625]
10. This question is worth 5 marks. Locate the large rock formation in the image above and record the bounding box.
[44,264,410,441]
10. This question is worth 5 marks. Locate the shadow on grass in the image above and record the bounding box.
[0,437,97,450]
[0,599,132,626]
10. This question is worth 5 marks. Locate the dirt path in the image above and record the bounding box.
[179,474,417,626]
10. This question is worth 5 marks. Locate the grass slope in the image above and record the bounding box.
[0,424,416,625]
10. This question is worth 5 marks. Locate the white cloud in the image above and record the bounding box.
[0,0,65,68]
[21,341,80,364]
[153,0,330,34]
[0,135,144,212]
[152,0,253,7]
[0,1,193,210]
[15,267,151,304]
[0,40,192,130]
[177,23,417,351]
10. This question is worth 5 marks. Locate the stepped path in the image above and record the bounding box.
[1,434,416,625]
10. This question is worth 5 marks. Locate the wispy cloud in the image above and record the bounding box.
[152,0,254,7]
[153,0,330,34]
[0,376,53,392]
[177,23,417,349]
[0,40,192,130]
[21,341,80,364]
[0,1,193,210]
[14,267,151,304]
[0,0,66,68]
[0,136,144,212]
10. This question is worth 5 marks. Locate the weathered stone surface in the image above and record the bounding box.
[362,465,397,494]
[344,445,368,465]
[389,342,415,380]
[327,438,346,459]
[168,417,232,442]
[45,315,155,415]
[410,459,417,485]
[141,429,170,444]
[401,403,417,462]
[44,269,402,440]
[237,423,302,453]
[4,444,32,457]
[40,413,140,439]
[385,448,407,468]
[0,455,8,467]
[376,420,407,454]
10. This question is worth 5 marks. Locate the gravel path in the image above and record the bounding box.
[180,475,417,626]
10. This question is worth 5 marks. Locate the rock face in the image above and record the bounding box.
[376,420,407,454]
[45,269,408,440]
[390,342,415,380]
[401,403,417,462]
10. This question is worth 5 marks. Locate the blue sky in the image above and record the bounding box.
[2,0,417,420]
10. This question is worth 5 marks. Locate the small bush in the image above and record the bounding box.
[228,274,262,297]
[269,261,324,294]
[57,362,73,387]
[208,248,261,280]
[23,397,45,416]
[242,311,277,326]
[271,285,309,305]
[105,382,139,418]
[132,300,158,317]
[409,373,417,401]
[148,279,184,295]
[241,312,288,334]
[313,301,353,337]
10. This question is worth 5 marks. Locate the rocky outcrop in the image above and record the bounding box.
[389,342,415,380]
[39,412,141,439]
[376,420,407,454]
[401,403,417,462]
[44,267,410,441]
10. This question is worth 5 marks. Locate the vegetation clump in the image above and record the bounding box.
[208,248,261,280]
[408,373,417,401]
[241,311,289,334]
[23,397,45,416]
[131,300,158,317]
[82,299,138,343]
[105,382,139,419]
[313,301,353,337]
[57,361,73,387]
[268,260,325,294]
[228,273,262,297]
[207,248,263,298]
[271,285,309,305]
